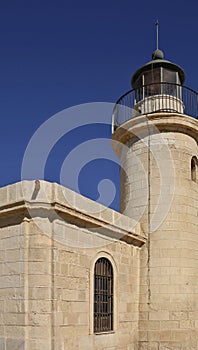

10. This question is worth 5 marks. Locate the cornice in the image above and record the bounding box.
[112,113,198,156]
[0,181,146,247]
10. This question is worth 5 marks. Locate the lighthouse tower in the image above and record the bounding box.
[112,28,198,348]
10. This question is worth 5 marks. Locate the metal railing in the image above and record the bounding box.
[112,82,198,131]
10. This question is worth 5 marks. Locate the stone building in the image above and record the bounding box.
[0,47,198,350]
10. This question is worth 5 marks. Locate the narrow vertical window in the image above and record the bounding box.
[94,258,113,333]
[191,156,197,182]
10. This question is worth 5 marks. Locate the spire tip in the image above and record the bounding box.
[155,20,159,50]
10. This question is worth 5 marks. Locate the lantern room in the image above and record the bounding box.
[131,49,186,115]
[131,49,185,89]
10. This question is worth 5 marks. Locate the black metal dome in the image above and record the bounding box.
[131,52,186,88]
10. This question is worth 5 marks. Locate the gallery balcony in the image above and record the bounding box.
[112,82,198,132]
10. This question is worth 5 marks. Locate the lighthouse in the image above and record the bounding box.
[112,24,198,349]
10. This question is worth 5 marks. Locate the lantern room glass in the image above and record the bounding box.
[134,68,181,102]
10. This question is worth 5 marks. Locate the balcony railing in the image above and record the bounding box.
[112,82,198,131]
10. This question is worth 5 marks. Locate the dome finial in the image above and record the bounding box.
[152,20,164,60]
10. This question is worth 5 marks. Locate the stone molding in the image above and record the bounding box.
[0,180,146,247]
[112,113,198,156]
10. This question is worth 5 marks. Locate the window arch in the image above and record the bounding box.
[94,257,113,333]
[191,156,197,182]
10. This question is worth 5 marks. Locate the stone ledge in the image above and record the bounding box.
[112,112,198,156]
[0,181,146,247]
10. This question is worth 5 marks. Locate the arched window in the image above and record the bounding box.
[94,257,113,333]
[191,156,197,182]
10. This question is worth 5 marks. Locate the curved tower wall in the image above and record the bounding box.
[113,112,198,349]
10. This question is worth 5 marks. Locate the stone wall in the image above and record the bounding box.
[0,222,26,350]
[0,181,145,350]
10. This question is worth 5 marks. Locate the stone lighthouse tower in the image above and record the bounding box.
[112,31,198,349]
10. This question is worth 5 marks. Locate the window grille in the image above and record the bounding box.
[94,257,113,333]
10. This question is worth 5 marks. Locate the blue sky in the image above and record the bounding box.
[1,0,198,211]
